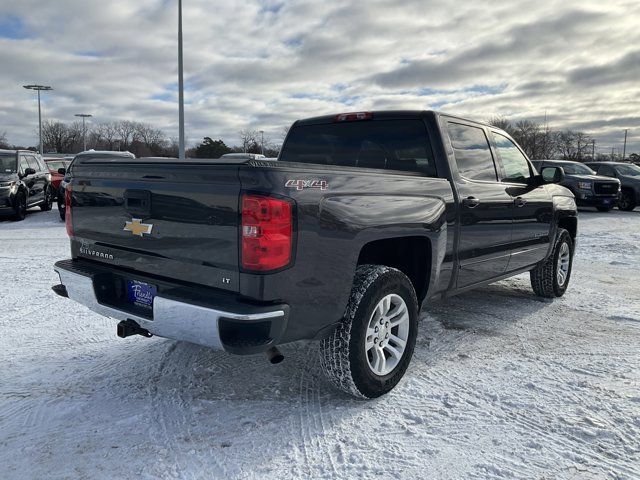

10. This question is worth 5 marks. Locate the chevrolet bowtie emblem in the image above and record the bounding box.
[124,218,153,237]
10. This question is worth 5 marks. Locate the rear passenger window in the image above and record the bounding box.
[447,122,498,181]
[280,120,437,176]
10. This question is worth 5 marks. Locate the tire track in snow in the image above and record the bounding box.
[147,341,229,479]
[294,345,342,479]
[147,342,189,479]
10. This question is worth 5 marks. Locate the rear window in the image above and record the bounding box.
[0,155,17,173]
[279,120,437,176]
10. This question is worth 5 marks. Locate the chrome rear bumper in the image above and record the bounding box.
[54,263,286,352]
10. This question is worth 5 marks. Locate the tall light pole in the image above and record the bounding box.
[177,0,185,159]
[260,130,264,155]
[622,129,628,161]
[75,114,93,152]
[23,84,53,154]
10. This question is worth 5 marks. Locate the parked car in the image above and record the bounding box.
[585,161,640,211]
[56,151,136,221]
[0,149,53,221]
[220,153,267,160]
[44,157,73,199]
[531,159,620,211]
[53,111,577,398]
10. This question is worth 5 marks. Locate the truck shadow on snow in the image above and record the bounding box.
[424,276,550,336]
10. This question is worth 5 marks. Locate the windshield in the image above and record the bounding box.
[616,164,640,176]
[556,162,595,175]
[0,155,17,173]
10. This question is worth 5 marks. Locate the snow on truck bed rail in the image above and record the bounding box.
[0,206,639,479]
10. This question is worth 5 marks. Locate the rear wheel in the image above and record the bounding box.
[12,192,27,221]
[530,228,574,298]
[320,265,418,399]
[618,190,636,211]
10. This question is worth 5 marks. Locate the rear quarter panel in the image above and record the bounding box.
[238,163,455,342]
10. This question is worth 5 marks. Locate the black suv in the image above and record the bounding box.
[0,149,53,221]
[532,159,620,212]
[585,162,640,211]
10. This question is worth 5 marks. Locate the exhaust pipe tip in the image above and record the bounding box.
[266,346,284,364]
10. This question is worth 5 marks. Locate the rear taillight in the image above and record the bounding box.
[65,185,73,237]
[241,194,293,272]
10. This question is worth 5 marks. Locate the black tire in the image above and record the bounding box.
[57,189,66,221]
[530,228,574,298]
[12,192,27,221]
[596,206,612,212]
[40,186,53,211]
[618,190,636,211]
[320,265,418,399]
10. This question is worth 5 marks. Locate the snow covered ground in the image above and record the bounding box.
[1,206,639,480]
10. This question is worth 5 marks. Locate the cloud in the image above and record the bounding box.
[0,0,638,153]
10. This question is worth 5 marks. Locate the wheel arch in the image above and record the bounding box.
[356,235,432,304]
[557,215,577,242]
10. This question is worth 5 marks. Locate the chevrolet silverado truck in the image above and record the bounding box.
[53,111,578,398]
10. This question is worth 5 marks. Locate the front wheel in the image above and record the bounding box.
[530,228,574,298]
[320,265,418,399]
[618,190,636,211]
[12,192,27,221]
[40,186,53,211]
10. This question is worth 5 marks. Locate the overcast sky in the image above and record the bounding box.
[0,0,638,153]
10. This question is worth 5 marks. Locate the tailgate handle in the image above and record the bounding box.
[124,190,152,216]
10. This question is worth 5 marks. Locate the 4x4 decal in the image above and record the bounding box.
[285,179,328,191]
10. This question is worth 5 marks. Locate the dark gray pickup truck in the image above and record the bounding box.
[53,111,578,398]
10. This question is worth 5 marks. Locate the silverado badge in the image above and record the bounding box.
[124,218,153,237]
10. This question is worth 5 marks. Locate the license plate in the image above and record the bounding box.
[126,279,157,310]
[602,199,611,204]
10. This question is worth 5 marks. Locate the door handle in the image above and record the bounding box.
[514,197,527,207]
[462,196,480,208]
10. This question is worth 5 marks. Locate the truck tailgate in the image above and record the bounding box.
[69,159,241,292]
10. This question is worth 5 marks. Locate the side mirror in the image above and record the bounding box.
[541,166,565,184]
[58,167,66,175]
[24,167,36,176]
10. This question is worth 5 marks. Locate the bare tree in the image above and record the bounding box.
[136,123,166,147]
[0,131,8,149]
[95,122,119,150]
[280,125,290,142]
[238,129,259,153]
[116,120,138,150]
[42,120,82,153]
[487,117,513,133]
[554,130,594,161]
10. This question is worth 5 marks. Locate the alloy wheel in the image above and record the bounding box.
[557,242,570,287]
[365,294,410,376]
